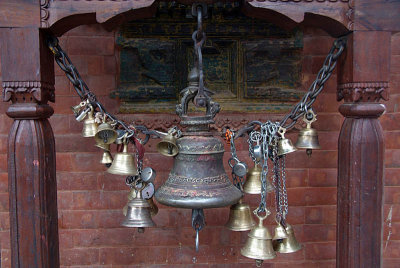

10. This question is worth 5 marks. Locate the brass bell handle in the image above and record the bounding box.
[253,208,270,221]
[303,110,317,126]
[277,127,287,138]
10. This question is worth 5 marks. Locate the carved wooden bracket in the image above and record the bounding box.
[40,0,351,36]
[337,82,389,103]
[2,81,55,103]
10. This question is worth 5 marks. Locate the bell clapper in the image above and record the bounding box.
[255,259,263,267]
[191,209,205,252]
[306,149,312,157]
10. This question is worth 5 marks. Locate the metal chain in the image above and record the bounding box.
[280,155,288,219]
[228,131,244,188]
[280,36,347,129]
[47,36,136,136]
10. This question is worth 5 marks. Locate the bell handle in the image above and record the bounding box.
[277,127,287,138]
[303,110,317,126]
[228,157,238,169]
[253,208,270,221]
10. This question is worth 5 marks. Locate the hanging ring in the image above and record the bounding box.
[195,229,200,252]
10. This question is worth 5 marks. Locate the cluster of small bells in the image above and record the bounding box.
[70,77,321,267]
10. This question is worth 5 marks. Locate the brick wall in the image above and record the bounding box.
[0,24,399,267]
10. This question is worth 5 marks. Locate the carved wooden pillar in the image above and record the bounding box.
[336,31,390,267]
[1,28,59,267]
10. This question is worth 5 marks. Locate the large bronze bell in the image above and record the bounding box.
[277,127,297,156]
[225,198,256,231]
[107,142,138,176]
[156,128,179,157]
[122,188,155,228]
[241,210,276,267]
[95,117,117,145]
[295,111,321,150]
[155,68,242,209]
[273,223,302,253]
[243,165,274,195]
[82,107,98,138]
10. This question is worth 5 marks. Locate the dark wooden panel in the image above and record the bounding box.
[0,0,40,28]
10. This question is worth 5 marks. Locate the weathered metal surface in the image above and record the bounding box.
[113,3,303,113]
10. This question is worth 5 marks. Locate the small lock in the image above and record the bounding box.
[140,167,156,183]
[253,145,263,161]
[233,162,248,177]
[142,182,155,199]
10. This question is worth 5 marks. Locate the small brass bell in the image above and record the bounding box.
[295,111,321,155]
[243,164,274,195]
[225,198,256,231]
[156,128,179,157]
[107,142,138,176]
[273,221,288,240]
[273,223,302,253]
[277,127,297,156]
[122,189,155,228]
[94,116,117,145]
[241,210,276,267]
[100,151,113,165]
[123,188,137,216]
[82,107,98,138]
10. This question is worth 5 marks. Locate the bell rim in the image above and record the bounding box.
[240,248,277,260]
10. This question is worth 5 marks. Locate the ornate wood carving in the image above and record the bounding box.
[337,82,389,103]
[41,0,50,28]
[2,81,55,103]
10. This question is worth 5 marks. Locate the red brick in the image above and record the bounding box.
[104,55,117,75]
[167,246,209,264]
[99,247,156,265]
[392,33,400,55]
[305,206,337,225]
[57,191,74,210]
[383,241,400,258]
[286,188,307,206]
[312,114,343,132]
[304,188,337,206]
[49,114,71,134]
[54,75,71,96]
[383,222,400,241]
[69,191,125,210]
[302,73,337,94]
[97,172,129,191]
[51,95,82,114]
[55,134,98,152]
[60,248,99,266]
[384,259,400,268]
[317,131,339,151]
[391,55,400,74]
[67,36,115,56]
[0,231,10,249]
[385,168,400,186]
[385,187,400,204]
[1,249,10,268]
[0,173,7,192]
[57,172,98,191]
[0,193,8,212]
[59,230,74,249]
[384,94,400,113]
[0,115,12,135]
[0,135,7,153]
[204,208,230,226]
[305,242,336,260]
[308,168,337,187]
[390,74,400,94]
[207,245,239,263]
[285,169,307,188]
[59,209,123,229]
[301,224,336,242]
[381,113,400,131]
[386,150,400,168]
[143,153,174,173]
[84,75,115,94]
[70,153,109,172]
[385,131,400,149]
[0,212,9,230]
